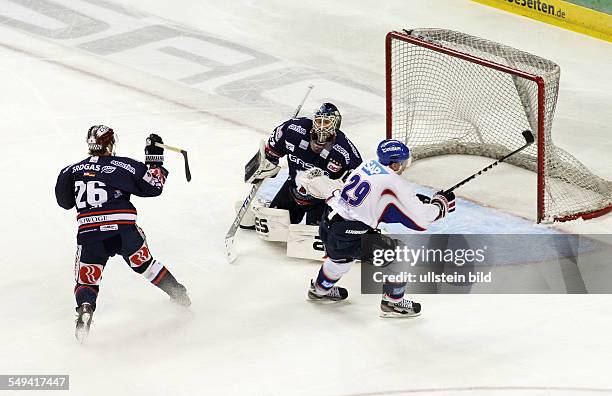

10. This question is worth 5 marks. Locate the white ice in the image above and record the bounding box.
[0,0,611,395]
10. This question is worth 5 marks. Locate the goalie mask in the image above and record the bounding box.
[311,102,341,152]
[87,125,116,155]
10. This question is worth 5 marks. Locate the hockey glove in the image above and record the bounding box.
[145,133,164,167]
[245,140,281,184]
[431,191,456,220]
[295,168,344,199]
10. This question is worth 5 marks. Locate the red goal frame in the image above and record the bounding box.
[385,30,612,223]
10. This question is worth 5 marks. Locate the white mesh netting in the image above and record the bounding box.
[388,29,612,222]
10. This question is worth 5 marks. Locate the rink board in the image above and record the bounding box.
[473,0,612,41]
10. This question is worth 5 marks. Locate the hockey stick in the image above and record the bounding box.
[442,130,535,194]
[224,84,315,263]
[155,142,191,182]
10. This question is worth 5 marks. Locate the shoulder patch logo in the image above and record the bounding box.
[362,160,388,176]
[299,139,309,150]
[285,141,295,152]
[101,166,116,174]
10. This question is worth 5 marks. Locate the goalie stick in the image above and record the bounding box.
[155,142,192,182]
[442,130,535,194]
[224,84,315,263]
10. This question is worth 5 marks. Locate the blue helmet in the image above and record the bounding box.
[377,139,410,165]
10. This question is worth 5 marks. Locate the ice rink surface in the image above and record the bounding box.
[0,0,611,395]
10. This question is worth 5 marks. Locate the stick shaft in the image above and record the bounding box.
[443,132,534,194]
[155,142,183,153]
[293,84,314,118]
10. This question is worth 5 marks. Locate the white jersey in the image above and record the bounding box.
[326,159,440,231]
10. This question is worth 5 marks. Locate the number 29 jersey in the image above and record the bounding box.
[55,155,168,243]
[326,159,440,231]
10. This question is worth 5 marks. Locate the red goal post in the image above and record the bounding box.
[385,29,612,223]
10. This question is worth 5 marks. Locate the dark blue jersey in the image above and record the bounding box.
[265,117,362,203]
[55,155,168,244]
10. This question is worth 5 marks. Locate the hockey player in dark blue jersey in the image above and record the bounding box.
[246,103,362,225]
[55,125,190,342]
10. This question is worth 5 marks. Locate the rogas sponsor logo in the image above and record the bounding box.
[72,164,100,173]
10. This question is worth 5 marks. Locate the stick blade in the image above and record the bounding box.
[181,150,192,182]
[522,130,535,144]
[225,236,237,263]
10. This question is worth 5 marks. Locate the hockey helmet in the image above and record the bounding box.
[311,102,341,146]
[87,125,116,155]
[377,139,412,173]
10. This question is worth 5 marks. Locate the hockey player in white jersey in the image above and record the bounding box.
[301,139,456,317]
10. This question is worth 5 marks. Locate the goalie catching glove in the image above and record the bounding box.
[431,191,456,220]
[245,140,281,184]
[295,167,344,200]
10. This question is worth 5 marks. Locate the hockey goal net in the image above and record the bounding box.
[386,29,612,223]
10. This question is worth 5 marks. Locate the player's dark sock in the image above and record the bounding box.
[74,284,98,312]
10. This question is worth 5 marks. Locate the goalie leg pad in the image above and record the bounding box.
[286,224,325,260]
[253,206,290,242]
[236,198,270,229]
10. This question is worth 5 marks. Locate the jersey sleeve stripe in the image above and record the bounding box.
[377,203,426,231]
[77,209,137,219]
[265,143,283,158]
[78,220,136,230]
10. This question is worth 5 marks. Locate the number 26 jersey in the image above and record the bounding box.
[55,155,168,243]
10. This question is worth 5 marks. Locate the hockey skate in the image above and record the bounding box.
[165,283,191,307]
[307,279,348,303]
[157,272,192,307]
[75,303,94,344]
[380,295,421,318]
[169,287,191,307]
